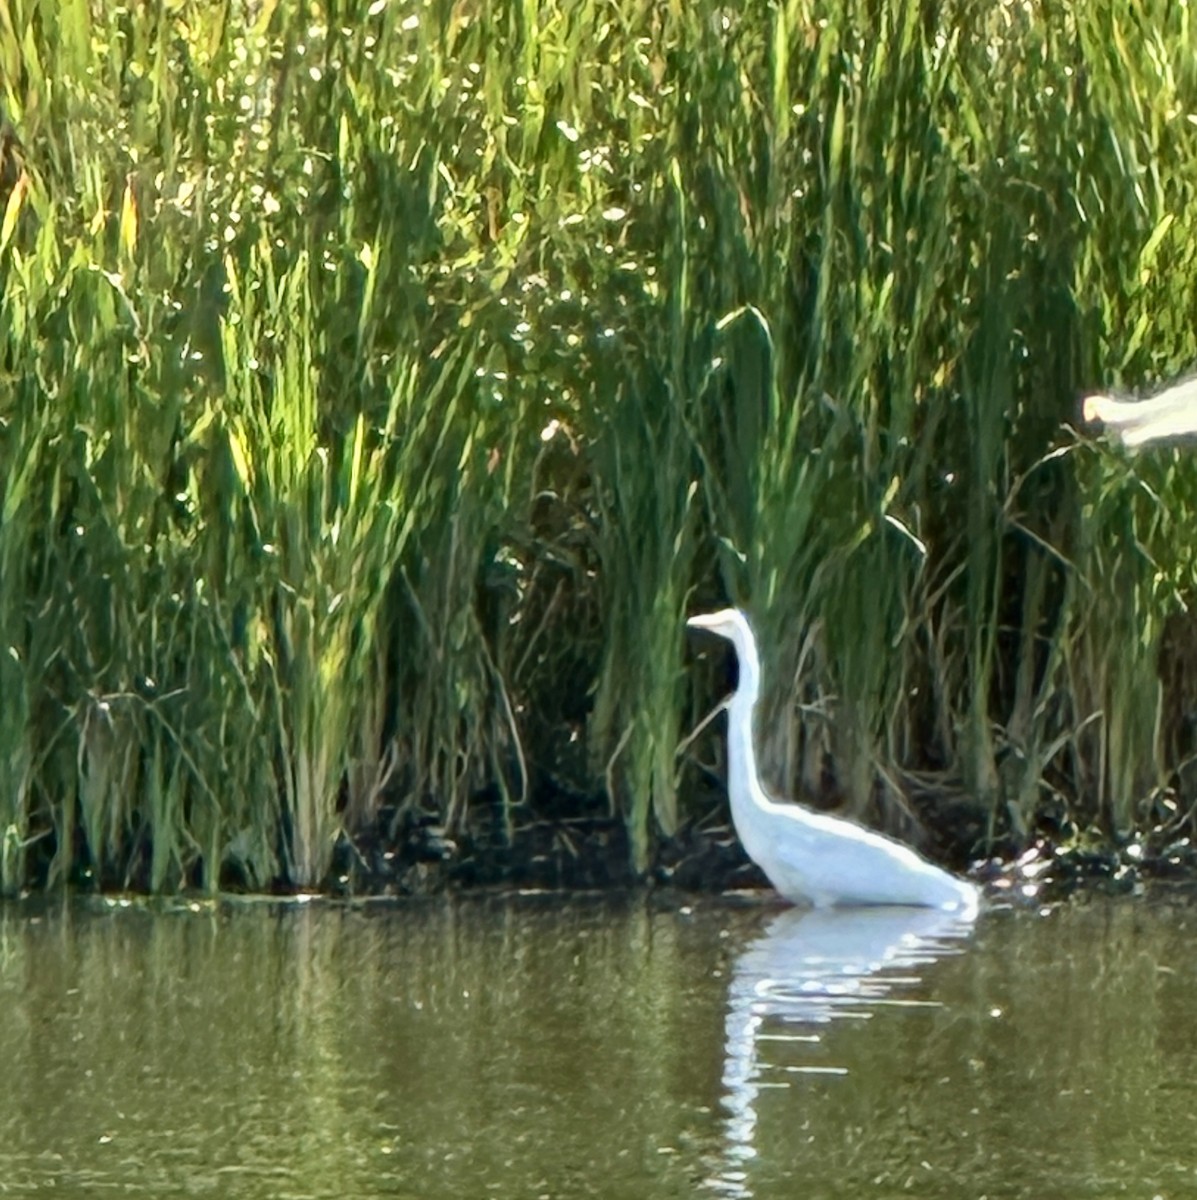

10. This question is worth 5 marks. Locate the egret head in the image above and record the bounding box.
[1081,393,1113,425]
[686,608,759,671]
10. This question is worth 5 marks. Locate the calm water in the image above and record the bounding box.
[2,889,1196,1198]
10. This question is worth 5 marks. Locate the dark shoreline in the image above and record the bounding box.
[15,777,1193,902]
[308,816,1196,907]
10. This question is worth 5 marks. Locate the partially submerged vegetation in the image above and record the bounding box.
[1,0,1196,895]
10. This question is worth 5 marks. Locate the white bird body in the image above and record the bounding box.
[688,608,978,912]
[1083,377,1197,449]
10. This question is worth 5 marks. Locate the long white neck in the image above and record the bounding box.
[722,624,828,888]
[724,629,774,833]
[730,625,762,708]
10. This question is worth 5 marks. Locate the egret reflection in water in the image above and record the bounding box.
[712,903,978,1197]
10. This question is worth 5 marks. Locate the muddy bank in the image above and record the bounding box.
[23,773,1196,902]
[329,807,769,897]
[324,799,1197,906]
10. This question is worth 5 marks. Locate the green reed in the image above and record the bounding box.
[1,0,1196,893]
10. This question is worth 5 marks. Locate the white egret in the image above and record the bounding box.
[688,608,978,911]
[1083,376,1197,449]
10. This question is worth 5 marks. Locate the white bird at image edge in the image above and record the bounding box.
[1083,376,1197,449]
[688,608,978,912]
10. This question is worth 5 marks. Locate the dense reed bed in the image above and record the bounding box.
[1,0,1195,893]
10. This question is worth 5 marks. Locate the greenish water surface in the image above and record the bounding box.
[1,889,1193,1198]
